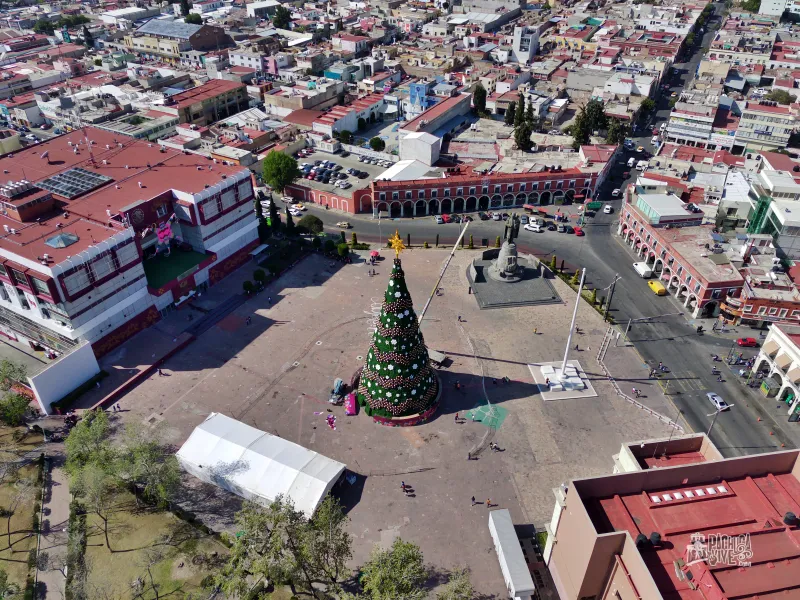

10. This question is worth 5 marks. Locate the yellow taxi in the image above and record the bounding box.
[648,280,667,296]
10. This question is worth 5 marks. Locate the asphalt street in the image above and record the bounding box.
[288,2,795,457]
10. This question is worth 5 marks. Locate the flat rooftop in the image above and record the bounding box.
[0,128,247,263]
[583,454,800,600]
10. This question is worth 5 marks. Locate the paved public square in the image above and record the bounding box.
[111,248,675,597]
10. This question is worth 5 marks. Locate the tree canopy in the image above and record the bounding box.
[514,93,525,127]
[571,110,592,150]
[640,97,656,112]
[369,137,386,152]
[473,83,487,115]
[358,538,427,600]
[272,5,292,28]
[766,89,797,105]
[504,102,516,125]
[514,121,534,152]
[339,130,354,144]
[606,119,629,145]
[82,25,93,48]
[179,0,191,16]
[217,496,352,597]
[184,12,202,24]
[262,151,301,193]
[583,98,608,132]
[297,214,324,234]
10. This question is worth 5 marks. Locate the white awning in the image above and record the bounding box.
[762,340,780,356]
[176,413,346,516]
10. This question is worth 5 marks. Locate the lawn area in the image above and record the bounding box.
[85,491,227,600]
[0,426,42,587]
[142,250,208,290]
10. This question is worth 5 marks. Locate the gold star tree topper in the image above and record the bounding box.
[388,230,406,258]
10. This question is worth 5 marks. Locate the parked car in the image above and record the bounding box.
[636,146,645,153]
[573,226,584,236]
[557,223,566,233]
[357,172,368,179]
[611,189,621,197]
[442,214,452,223]
[603,205,613,214]
[547,222,557,231]
[463,215,472,222]
[520,215,529,224]
[736,337,759,347]
[435,215,444,224]
[706,392,730,411]
[478,212,489,220]
[492,213,502,221]
[336,221,351,228]
[524,223,543,232]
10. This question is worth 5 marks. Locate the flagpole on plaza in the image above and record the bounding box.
[559,268,586,380]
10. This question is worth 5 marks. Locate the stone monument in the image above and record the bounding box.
[487,214,522,283]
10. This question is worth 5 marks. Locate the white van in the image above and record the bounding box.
[633,262,653,278]
[651,136,659,145]
[627,157,636,168]
[636,160,648,171]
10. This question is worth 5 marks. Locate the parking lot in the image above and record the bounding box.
[292,148,394,198]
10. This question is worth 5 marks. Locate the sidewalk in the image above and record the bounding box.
[39,454,69,600]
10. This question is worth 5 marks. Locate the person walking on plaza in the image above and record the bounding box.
[471,496,476,506]
[455,412,459,423]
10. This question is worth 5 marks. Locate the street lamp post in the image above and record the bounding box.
[707,404,734,437]
[617,312,684,346]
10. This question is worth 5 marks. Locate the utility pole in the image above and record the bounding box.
[707,405,733,436]
[604,274,618,322]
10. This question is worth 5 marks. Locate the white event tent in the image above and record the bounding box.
[176,413,346,516]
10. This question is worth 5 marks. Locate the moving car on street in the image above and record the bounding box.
[647,280,667,296]
[603,205,613,214]
[706,392,730,411]
[611,189,621,197]
[736,337,759,347]
[573,226,584,236]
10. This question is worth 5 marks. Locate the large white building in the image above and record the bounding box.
[0,128,259,359]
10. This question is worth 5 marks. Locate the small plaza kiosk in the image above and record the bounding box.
[488,509,537,600]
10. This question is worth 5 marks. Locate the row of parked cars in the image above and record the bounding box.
[359,156,392,168]
[300,160,370,190]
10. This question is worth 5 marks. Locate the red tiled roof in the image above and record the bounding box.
[401,93,468,134]
[283,109,324,127]
[170,79,244,110]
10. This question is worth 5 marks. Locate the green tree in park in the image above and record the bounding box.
[272,4,292,28]
[514,93,526,127]
[253,269,266,285]
[358,539,428,600]
[369,137,386,152]
[65,409,112,477]
[515,121,534,152]
[356,246,439,419]
[504,102,516,126]
[179,0,190,16]
[297,214,323,234]
[473,83,487,115]
[590,288,597,305]
[114,421,180,507]
[262,151,301,194]
[0,567,20,600]
[217,496,352,596]
[337,243,349,258]
[352,231,358,245]
[571,270,580,285]
[0,394,29,427]
[437,567,474,600]
[184,12,202,24]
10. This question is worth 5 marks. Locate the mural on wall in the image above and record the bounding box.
[141,214,178,257]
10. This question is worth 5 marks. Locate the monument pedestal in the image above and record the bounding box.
[528,361,597,401]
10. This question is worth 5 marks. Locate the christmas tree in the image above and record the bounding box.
[357,232,439,419]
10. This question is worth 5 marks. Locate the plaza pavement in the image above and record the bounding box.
[107,248,676,597]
